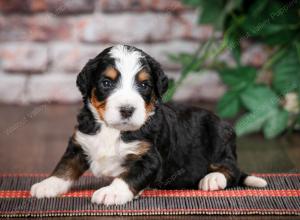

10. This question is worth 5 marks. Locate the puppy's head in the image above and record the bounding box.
[77,45,168,131]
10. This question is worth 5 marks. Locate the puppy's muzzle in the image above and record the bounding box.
[120,105,135,119]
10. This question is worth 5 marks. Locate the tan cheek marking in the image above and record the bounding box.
[137,141,151,155]
[104,67,118,80]
[137,70,150,82]
[137,70,154,117]
[145,93,156,116]
[90,89,106,120]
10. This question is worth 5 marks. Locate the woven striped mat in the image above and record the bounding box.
[0,173,300,217]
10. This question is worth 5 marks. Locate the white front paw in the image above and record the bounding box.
[92,178,134,206]
[199,172,227,191]
[30,176,72,198]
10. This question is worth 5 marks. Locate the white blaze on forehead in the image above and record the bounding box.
[109,45,143,83]
[104,45,147,131]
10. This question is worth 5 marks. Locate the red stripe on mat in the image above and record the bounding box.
[0,173,300,177]
[1,208,300,215]
[1,189,300,198]
[0,173,93,177]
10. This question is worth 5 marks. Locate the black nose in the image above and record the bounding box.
[120,106,135,119]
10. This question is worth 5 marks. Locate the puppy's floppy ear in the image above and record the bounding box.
[76,59,96,102]
[77,46,114,102]
[146,55,169,100]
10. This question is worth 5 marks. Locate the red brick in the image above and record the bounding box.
[46,0,95,15]
[173,12,214,41]
[0,72,27,104]
[98,0,187,12]
[50,43,110,73]
[50,41,199,72]
[151,0,187,12]
[165,71,180,81]
[218,50,236,67]
[98,0,148,12]
[173,71,225,102]
[136,41,199,70]
[26,73,81,103]
[77,13,173,43]
[0,0,271,106]
[0,15,71,42]
[242,44,270,67]
[0,0,47,13]
[51,41,198,72]
[0,43,48,73]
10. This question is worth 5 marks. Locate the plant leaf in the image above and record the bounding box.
[248,0,269,17]
[217,90,240,118]
[273,46,300,95]
[181,0,203,7]
[226,28,242,65]
[197,0,225,29]
[240,85,279,111]
[235,108,276,136]
[194,0,241,30]
[168,53,194,66]
[263,110,289,139]
[219,66,257,91]
[163,79,175,102]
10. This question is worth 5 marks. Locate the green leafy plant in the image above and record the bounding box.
[165,0,300,138]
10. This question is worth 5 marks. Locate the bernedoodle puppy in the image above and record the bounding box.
[31,45,267,205]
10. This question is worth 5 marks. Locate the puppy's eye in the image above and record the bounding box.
[141,82,148,88]
[139,82,150,90]
[101,79,113,88]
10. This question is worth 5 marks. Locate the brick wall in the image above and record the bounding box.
[0,0,267,104]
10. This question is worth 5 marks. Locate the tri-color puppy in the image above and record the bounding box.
[31,45,267,205]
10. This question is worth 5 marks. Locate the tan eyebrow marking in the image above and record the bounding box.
[104,67,118,80]
[137,70,150,82]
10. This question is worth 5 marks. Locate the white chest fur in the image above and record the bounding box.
[75,125,140,177]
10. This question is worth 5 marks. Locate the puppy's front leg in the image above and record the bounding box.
[92,148,161,206]
[30,137,89,198]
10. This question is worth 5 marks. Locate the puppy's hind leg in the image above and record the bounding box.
[198,171,227,191]
[243,174,267,188]
[198,120,267,191]
[199,162,239,191]
[198,164,268,191]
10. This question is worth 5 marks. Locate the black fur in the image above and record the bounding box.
[121,147,162,193]
[52,45,250,197]
[121,103,244,190]
[52,138,89,180]
[77,107,100,134]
